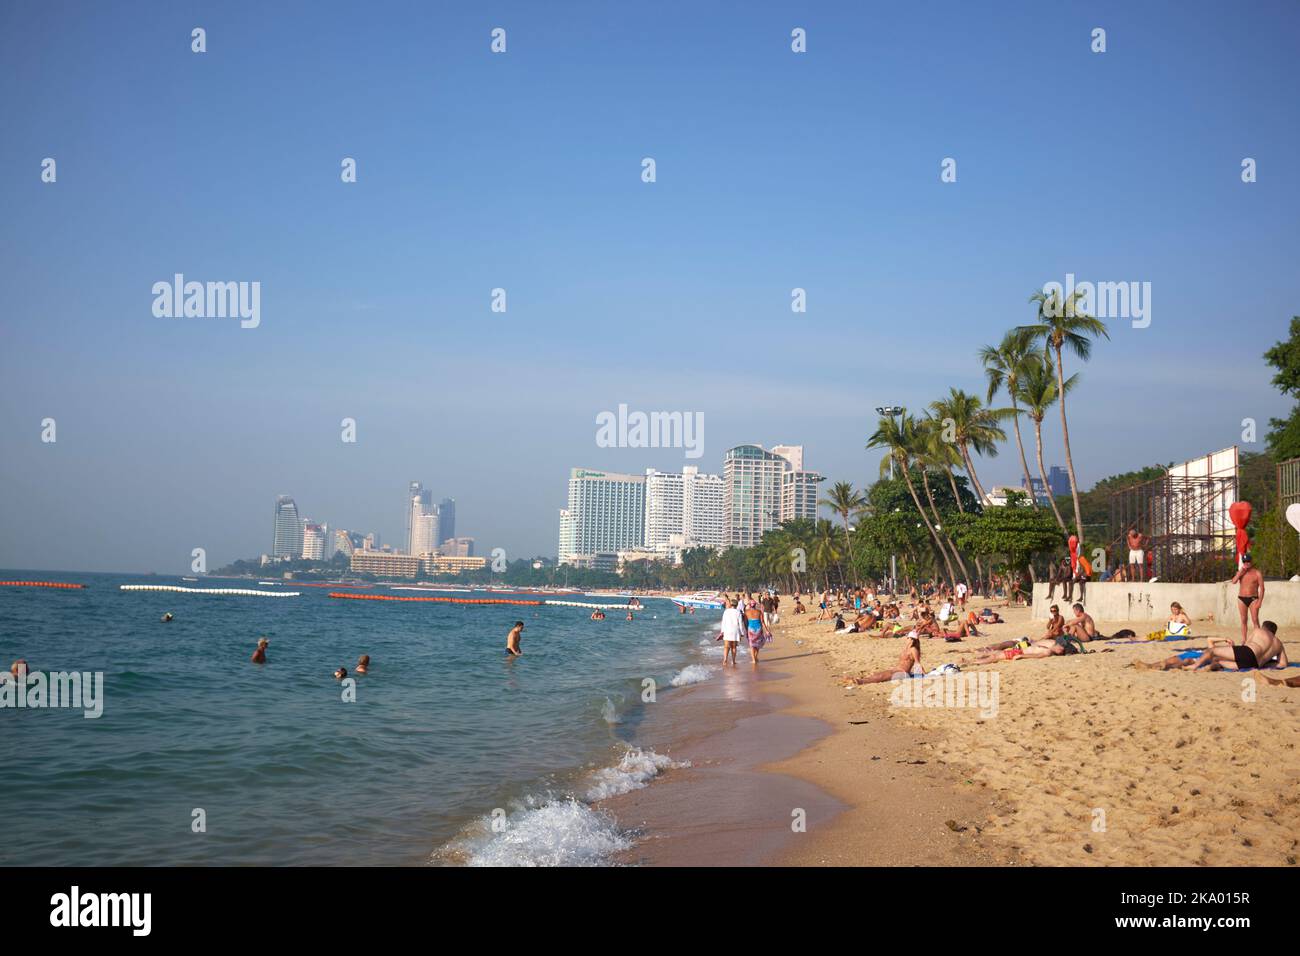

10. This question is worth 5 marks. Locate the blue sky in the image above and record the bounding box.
[2,0,1298,572]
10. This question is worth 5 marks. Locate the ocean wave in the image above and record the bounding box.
[669,663,716,687]
[450,796,632,867]
[437,748,686,866]
[600,697,621,724]
[584,747,687,801]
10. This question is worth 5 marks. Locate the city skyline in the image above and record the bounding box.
[3,3,1297,573]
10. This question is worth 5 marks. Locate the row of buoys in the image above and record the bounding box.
[119,585,300,597]
[329,592,544,605]
[0,580,85,589]
[543,600,643,610]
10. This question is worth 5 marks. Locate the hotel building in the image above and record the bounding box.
[557,468,646,567]
[724,444,824,547]
[272,495,302,559]
[644,466,725,555]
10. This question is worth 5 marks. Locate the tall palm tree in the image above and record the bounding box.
[980,329,1039,508]
[929,388,1010,505]
[819,481,867,586]
[867,413,956,586]
[914,417,971,582]
[1020,289,1110,540]
[1015,353,1078,532]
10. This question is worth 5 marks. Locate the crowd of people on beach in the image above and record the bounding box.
[811,550,1296,685]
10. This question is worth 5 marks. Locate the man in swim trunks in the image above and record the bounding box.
[251,637,269,664]
[1230,553,1264,642]
[1136,621,1288,672]
[1064,603,1098,642]
[505,621,524,657]
[1127,525,1146,582]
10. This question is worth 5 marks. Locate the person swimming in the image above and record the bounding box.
[356,654,370,674]
[251,637,269,664]
[334,666,348,680]
[161,612,173,623]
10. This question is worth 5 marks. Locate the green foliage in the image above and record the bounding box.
[1264,318,1300,460]
[952,499,1064,571]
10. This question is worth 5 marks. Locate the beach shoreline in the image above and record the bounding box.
[613,592,1299,866]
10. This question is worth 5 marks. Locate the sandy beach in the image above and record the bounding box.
[732,593,1300,867]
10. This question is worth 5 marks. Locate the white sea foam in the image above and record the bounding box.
[601,697,621,724]
[457,797,632,867]
[584,747,688,801]
[670,663,716,687]
[439,748,687,866]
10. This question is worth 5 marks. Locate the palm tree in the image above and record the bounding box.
[914,417,971,582]
[980,329,1040,508]
[929,388,1010,505]
[809,519,842,591]
[1020,289,1110,540]
[819,481,867,586]
[1015,353,1078,532]
[867,413,956,586]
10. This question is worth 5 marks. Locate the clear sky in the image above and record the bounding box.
[2,0,1298,572]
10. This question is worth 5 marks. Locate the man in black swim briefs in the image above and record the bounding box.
[1230,553,1265,643]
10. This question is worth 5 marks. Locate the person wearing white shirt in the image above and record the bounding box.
[719,600,745,667]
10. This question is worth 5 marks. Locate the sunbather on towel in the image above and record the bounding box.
[1135,622,1288,672]
[840,637,923,685]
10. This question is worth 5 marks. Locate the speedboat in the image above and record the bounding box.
[671,590,724,610]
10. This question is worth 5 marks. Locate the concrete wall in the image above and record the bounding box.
[1030,581,1300,626]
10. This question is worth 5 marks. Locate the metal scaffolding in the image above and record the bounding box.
[1108,474,1239,582]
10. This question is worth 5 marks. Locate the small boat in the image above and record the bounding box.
[182,577,198,582]
[671,590,724,610]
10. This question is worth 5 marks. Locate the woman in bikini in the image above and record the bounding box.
[840,637,923,685]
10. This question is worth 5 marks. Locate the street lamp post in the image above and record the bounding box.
[875,405,906,595]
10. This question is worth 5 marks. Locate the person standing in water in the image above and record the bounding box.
[250,637,269,664]
[505,621,524,657]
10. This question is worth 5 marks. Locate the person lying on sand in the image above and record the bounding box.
[969,632,1086,664]
[839,637,923,685]
[1135,622,1288,672]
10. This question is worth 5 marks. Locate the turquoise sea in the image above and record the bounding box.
[0,571,724,866]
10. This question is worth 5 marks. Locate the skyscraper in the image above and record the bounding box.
[1047,466,1070,498]
[301,521,326,560]
[557,468,646,565]
[781,468,825,522]
[406,481,433,555]
[411,511,440,557]
[644,466,725,550]
[438,497,456,544]
[723,445,788,548]
[272,495,302,559]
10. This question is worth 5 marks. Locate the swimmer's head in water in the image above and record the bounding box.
[513,621,524,629]
[358,654,369,666]
[334,667,347,679]
[257,637,269,647]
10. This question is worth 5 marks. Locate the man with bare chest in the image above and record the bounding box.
[1231,553,1264,643]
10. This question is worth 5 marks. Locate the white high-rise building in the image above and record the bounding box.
[724,444,822,547]
[644,466,725,552]
[557,468,646,566]
[272,496,303,559]
[406,482,434,555]
[782,469,825,522]
[302,521,326,560]
[772,445,804,471]
[411,511,440,557]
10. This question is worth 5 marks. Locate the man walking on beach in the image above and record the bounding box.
[719,599,745,666]
[1230,553,1264,643]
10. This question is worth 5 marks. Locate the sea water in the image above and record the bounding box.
[0,571,725,866]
